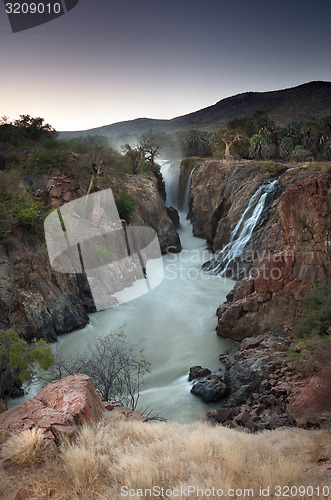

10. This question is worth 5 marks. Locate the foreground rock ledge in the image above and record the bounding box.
[0,374,148,449]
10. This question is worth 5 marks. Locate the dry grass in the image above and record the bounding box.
[59,413,330,499]
[1,427,45,465]
[0,414,329,499]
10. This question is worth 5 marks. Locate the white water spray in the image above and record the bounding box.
[205,180,278,275]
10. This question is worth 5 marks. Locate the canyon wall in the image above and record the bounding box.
[0,170,180,341]
[185,160,330,340]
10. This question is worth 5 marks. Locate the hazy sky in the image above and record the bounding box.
[1,0,331,131]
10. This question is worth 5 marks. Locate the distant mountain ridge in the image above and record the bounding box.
[60,81,331,139]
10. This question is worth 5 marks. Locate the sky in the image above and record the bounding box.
[1,0,331,132]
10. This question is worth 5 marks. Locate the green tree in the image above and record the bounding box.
[115,190,136,221]
[250,133,267,160]
[0,329,54,401]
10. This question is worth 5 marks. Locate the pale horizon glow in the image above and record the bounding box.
[1,0,331,132]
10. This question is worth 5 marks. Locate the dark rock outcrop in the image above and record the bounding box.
[207,332,331,430]
[0,235,91,342]
[124,174,182,253]
[166,206,180,229]
[188,365,211,381]
[191,376,228,402]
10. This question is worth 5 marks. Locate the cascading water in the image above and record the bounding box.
[182,168,195,214]
[204,179,279,276]
[9,160,235,421]
[158,159,180,207]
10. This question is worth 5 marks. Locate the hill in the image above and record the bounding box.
[59,81,331,139]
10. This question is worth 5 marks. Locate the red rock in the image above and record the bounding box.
[217,173,331,339]
[241,337,261,350]
[236,409,251,425]
[103,402,114,411]
[287,373,331,426]
[127,411,149,422]
[0,375,105,446]
[49,186,62,198]
[213,408,233,424]
[63,192,72,202]
[269,412,290,430]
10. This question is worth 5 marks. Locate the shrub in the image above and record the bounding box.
[295,284,331,337]
[0,170,49,235]
[22,148,68,175]
[285,285,331,374]
[0,329,54,400]
[261,161,286,176]
[11,199,46,230]
[1,428,45,465]
[115,190,135,221]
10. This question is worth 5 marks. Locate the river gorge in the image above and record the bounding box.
[5,157,331,429]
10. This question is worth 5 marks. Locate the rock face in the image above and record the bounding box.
[188,160,330,430]
[124,174,181,253]
[0,234,92,342]
[287,370,331,427]
[216,173,331,340]
[188,160,275,251]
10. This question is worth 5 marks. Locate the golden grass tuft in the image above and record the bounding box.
[59,413,331,499]
[1,427,45,465]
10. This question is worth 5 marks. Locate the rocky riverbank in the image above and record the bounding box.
[185,159,331,430]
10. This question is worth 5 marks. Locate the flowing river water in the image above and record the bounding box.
[10,160,236,421]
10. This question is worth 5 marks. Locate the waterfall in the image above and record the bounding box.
[183,168,195,214]
[158,159,181,208]
[204,180,279,276]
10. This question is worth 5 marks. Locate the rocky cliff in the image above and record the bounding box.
[216,171,331,340]
[0,169,180,342]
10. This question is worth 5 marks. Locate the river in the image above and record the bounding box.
[10,160,235,421]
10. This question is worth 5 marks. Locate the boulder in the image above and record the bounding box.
[191,377,228,402]
[0,374,105,445]
[188,365,212,381]
[224,358,275,406]
[212,408,233,424]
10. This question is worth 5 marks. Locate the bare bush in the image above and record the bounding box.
[43,331,150,410]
